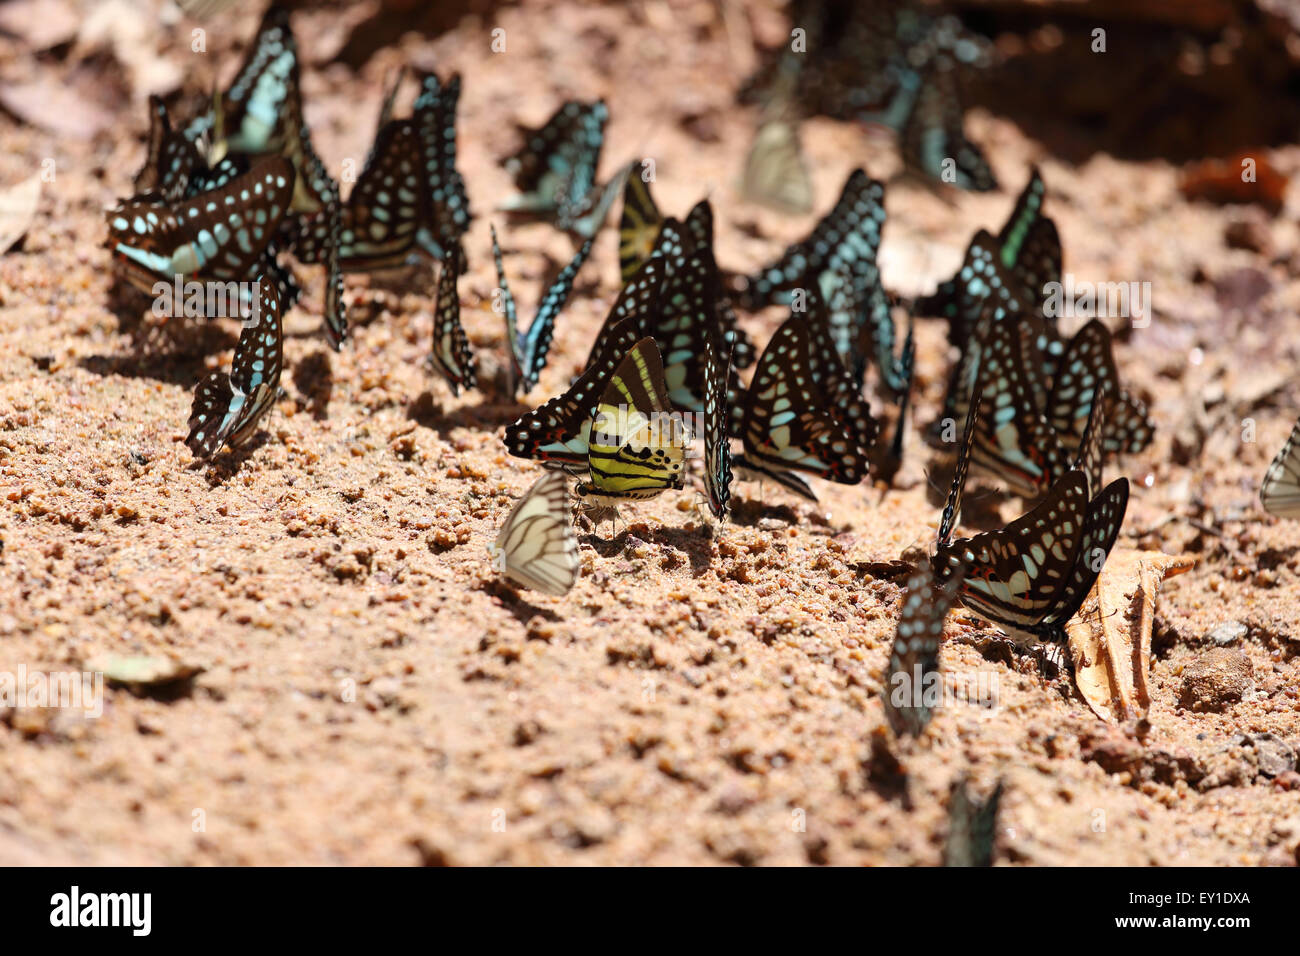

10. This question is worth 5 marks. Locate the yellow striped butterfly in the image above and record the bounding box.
[576,337,688,506]
[505,318,645,471]
[618,169,662,283]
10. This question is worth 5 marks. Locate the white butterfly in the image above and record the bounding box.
[489,471,579,596]
[1261,416,1300,519]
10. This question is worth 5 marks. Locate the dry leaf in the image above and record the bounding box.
[0,78,112,140]
[0,0,80,50]
[1066,548,1196,722]
[0,175,41,254]
[85,654,203,689]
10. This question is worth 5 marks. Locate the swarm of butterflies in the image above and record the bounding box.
[101,4,1300,731]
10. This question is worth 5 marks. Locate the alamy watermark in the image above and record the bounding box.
[888,667,1000,713]
[151,275,262,328]
[1,665,104,718]
[1042,274,1151,327]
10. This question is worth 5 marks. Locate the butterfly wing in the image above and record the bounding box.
[413,70,472,258]
[186,276,284,458]
[1261,415,1300,519]
[618,169,662,283]
[429,248,477,396]
[505,318,644,470]
[899,62,996,192]
[108,159,296,292]
[740,312,870,485]
[585,338,686,499]
[742,117,814,215]
[934,471,1089,632]
[738,168,886,310]
[492,471,579,596]
[519,237,594,393]
[884,558,966,738]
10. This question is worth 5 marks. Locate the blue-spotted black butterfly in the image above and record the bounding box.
[883,556,966,738]
[491,224,593,396]
[429,247,477,396]
[186,273,284,458]
[932,393,1129,644]
[733,306,873,502]
[500,99,631,237]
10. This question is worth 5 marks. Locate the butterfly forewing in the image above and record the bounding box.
[740,312,869,486]
[619,170,662,282]
[935,471,1089,630]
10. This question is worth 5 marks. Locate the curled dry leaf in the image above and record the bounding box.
[1065,548,1196,723]
[84,654,203,689]
[0,174,42,255]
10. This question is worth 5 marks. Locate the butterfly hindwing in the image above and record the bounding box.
[581,338,687,501]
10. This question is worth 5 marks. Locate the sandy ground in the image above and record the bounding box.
[1,0,1298,865]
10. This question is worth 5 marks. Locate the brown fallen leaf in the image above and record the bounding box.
[0,78,112,140]
[0,174,41,255]
[1066,548,1196,723]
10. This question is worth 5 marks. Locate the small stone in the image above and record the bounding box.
[1178,648,1253,711]
[1224,217,1271,255]
[1206,621,1247,646]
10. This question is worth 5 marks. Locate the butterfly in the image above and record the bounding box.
[203,5,348,347]
[1260,414,1300,519]
[489,470,580,597]
[741,1,995,192]
[501,100,629,237]
[186,274,284,458]
[742,116,814,215]
[955,307,1072,497]
[944,776,1003,867]
[737,168,887,311]
[411,70,472,260]
[618,167,662,283]
[733,308,872,501]
[107,158,296,296]
[898,60,997,192]
[933,395,1130,644]
[576,337,688,506]
[871,322,916,486]
[491,224,593,396]
[429,246,477,396]
[917,170,1061,349]
[883,557,966,738]
[505,318,645,471]
[677,201,756,370]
